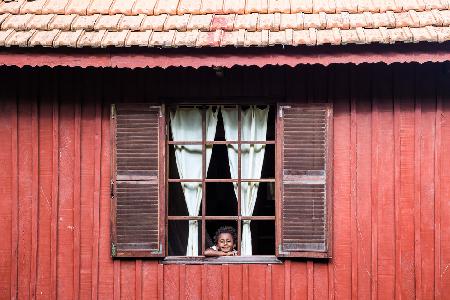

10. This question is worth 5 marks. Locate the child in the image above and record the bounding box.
[204,226,238,256]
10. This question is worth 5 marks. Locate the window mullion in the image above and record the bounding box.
[201,108,206,256]
[237,107,242,256]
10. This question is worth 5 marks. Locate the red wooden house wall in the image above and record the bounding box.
[0,63,449,299]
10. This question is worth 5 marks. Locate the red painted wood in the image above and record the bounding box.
[0,44,449,69]
[417,64,436,299]
[372,64,395,300]
[36,74,54,299]
[331,64,352,300]
[355,65,373,299]
[98,76,114,300]
[57,84,76,300]
[0,64,449,300]
[17,72,33,300]
[0,70,14,298]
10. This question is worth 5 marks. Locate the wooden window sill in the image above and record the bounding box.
[162,255,282,265]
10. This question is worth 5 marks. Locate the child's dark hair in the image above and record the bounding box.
[214,226,237,245]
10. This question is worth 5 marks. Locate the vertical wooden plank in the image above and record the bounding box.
[228,265,243,300]
[73,76,81,300]
[350,65,358,300]
[36,69,55,300]
[248,265,265,300]
[98,70,114,300]
[330,64,352,300]
[142,261,158,299]
[271,263,284,300]
[185,265,202,299]
[222,264,229,300]
[354,64,373,300]
[437,64,450,299]
[204,265,223,299]
[372,64,395,300]
[30,72,39,300]
[290,261,307,300]
[417,64,437,299]
[394,63,416,299]
[307,262,313,300]
[164,264,180,300]
[136,260,142,300]
[265,265,272,300]
[91,72,102,300]
[242,264,249,300]
[158,263,164,300]
[370,64,378,300]
[79,72,96,299]
[17,71,33,300]
[114,261,120,300]
[50,73,59,300]
[57,70,75,299]
[121,261,136,299]
[0,69,15,299]
[11,70,19,300]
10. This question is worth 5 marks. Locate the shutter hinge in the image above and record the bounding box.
[111,242,117,257]
[278,244,289,256]
[111,104,116,119]
[151,243,163,255]
[110,180,115,198]
[279,105,291,118]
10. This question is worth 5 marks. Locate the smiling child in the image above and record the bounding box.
[204,226,238,256]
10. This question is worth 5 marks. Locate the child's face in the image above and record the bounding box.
[216,233,235,253]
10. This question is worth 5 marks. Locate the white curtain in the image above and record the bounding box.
[170,107,219,256]
[221,106,269,255]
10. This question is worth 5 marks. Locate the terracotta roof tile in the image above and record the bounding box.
[71,14,100,31]
[29,29,59,47]
[26,14,55,30]
[77,30,105,47]
[65,0,92,16]
[211,14,235,31]
[1,13,32,30]
[42,0,69,14]
[132,0,157,15]
[48,14,76,30]
[0,12,10,26]
[268,0,290,13]
[164,14,190,31]
[0,0,449,48]
[223,0,245,14]
[141,14,167,30]
[235,12,258,31]
[0,28,14,45]
[0,0,25,14]
[290,0,313,13]
[174,29,198,46]
[200,0,223,14]
[94,14,122,31]
[245,0,268,14]
[5,28,35,46]
[196,30,222,46]
[178,0,201,15]
[101,30,128,47]
[53,29,83,47]
[110,0,135,15]
[187,14,212,30]
[118,15,144,30]
[20,0,47,14]
[87,0,113,15]
[149,30,176,47]
[125,30,151,46]
[154,0,179,15]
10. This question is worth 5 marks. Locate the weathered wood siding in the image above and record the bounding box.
[0,63,449,299]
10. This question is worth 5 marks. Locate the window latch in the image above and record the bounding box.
[111,242,117,257]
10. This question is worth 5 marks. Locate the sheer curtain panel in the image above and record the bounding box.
[221,106,269,255]
[170,107,218,256]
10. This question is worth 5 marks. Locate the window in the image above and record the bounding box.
[110,103,332,259]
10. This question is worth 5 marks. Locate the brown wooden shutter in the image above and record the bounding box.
[276,103,333,258]
[111,104,166,257]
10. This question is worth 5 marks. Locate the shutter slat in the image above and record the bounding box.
[111,104,165,258]
[278,104,332,258]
